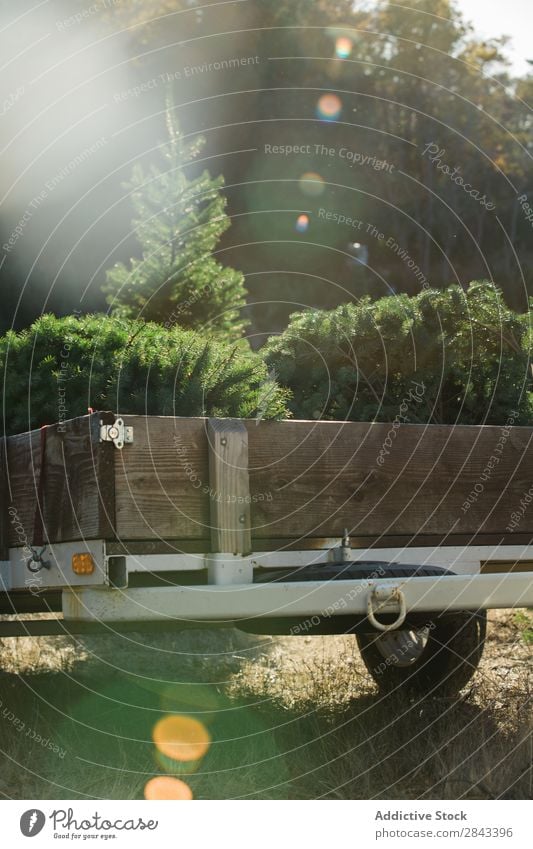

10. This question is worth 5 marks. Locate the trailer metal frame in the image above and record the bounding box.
[1,414,532,643]
[1,539,532,636]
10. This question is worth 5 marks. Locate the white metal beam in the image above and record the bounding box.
[62,572,533,624]
[122,545,533,577]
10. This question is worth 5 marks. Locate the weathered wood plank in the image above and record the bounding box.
[114,416,210,540]
[8,415,533,547]
[245,420,533,540]
[5,428,40,549]
[207,418,251,554]
[108,417,533,543]
[0,437,9,559]
[6,413,111,545]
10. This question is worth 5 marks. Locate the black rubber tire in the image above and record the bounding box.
[255,561,455,584]
[357,609,487,698]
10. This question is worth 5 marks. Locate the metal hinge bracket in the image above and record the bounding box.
[99,417,133,450]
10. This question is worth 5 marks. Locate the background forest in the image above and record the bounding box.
[1,0,533,431]
[1,0,532,335]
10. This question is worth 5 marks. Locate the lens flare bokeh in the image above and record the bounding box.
[296,214,310,233]
[153,714,211,765]
[144,776,193,800]
[316,93,342,122]
[299,172,326,197]
[335,36,353,59]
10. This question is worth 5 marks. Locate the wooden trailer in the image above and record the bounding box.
[1,412,533,696]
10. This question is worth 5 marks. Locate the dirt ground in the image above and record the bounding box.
[0,609,531,799]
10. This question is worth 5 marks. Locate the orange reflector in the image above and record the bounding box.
[144,776,193,800]
[72,553,95,575]
[152,715,210,763]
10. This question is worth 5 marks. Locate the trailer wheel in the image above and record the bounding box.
[356,611,487,697]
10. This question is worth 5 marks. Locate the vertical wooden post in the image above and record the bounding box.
[207,419,251,555]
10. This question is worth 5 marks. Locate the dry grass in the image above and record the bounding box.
[0,610,531,799]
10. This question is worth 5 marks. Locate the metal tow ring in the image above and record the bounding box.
[367,585,407,632]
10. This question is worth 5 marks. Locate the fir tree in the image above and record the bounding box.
[104,91,247,339]
[0,314,289,436]
[263,282,533,426]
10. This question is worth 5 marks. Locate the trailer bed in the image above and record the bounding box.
[3,412,533,554]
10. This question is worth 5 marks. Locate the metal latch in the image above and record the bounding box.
[327,529,352,563]
[100,417,133,450]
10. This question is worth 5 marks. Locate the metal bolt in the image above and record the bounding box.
[239,514,246,524]
[221,437,227,446]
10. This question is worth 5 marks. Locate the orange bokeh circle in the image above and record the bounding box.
[144,776,193,800]
[152,715,211,763]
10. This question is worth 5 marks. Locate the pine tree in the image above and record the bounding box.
[104,91,247,339]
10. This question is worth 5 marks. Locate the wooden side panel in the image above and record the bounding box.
[6,413,113,546]
[245,421,533,540]
[114,416,210,540]
[9,413,533,547]
[0,437,9,559]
